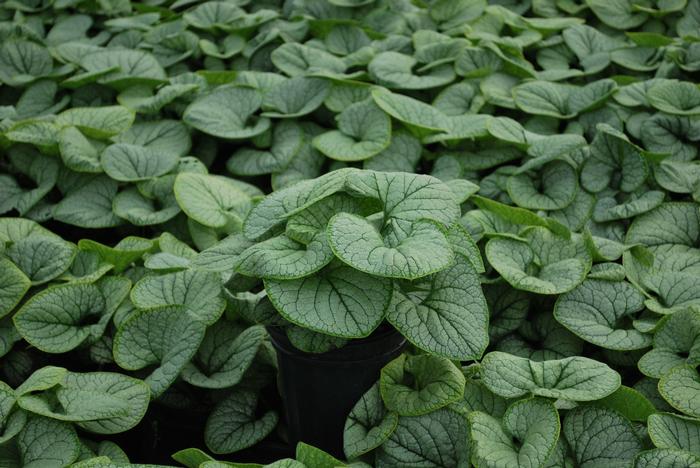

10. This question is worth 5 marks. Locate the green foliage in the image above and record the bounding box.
[0,0,698,466]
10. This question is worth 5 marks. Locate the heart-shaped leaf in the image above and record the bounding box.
[386,254,489,360]
[131,269,225,325]
[469,397,560,468]
[204,389,277,455]
[554,278,650,350]
[265,262,391,338]
[481,351,621,400]
[380,354,465,416]
[343,383,398,459]
[14,277,130,353]
[183,86,270,139]
[113,306,207,397]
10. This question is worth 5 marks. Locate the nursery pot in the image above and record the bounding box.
[267,325,406,459]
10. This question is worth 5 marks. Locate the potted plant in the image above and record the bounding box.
[226,168,490,456]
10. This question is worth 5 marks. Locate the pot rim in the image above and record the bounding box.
[266,323,406,364]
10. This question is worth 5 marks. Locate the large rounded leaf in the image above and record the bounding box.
[386,255,489,360]
[648,412,700,454]
[113,119,191,158]
[364,130,422,173]
[626,202,700,248]
[0,40,53,86]
[375,409,469,468]
[648,80,700,116]
[581,124,648,193]
[265,262,392,338]
[641,114,697,161]
[14,416,81,467]
[55,106,135,139]
[242,168,354,240]
[53,177,122,228]
[586,0,649,29]
[113,186,181,226]
[592,191,665,223]
[513,79,616,118]
[507,161,577,210]
[271,43,346,77]
[14,278,130,353]
[261,77,329,118]
[328,214,454,280]
[227,121,304,176]
[101,143,179,182]
[480,351,621,401]
[563,405,643,468]
[17,368,149,434]
[344,170,460,227]
[371,87,450,135]
[554,279,650,351]
[286,193,376,244]
[369,52,455,90]
[634,449,700,468]
[639,309,700,378]
[6,236,76,285]
[80,49,166,88]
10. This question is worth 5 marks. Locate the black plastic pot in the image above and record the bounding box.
[110,404,208,464]
[267,325,406,459]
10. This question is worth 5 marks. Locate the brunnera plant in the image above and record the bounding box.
[230,168,490,361]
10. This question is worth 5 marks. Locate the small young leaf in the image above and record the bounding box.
[380,354,465,416]
[469,397,560,468]
[131,269,225,325]
[204,389,277,455]
[183,86,270,139]
[313,100,391,162]
[343,383,398,459]
[113,306,206,397]
[0,259,30,319]
[174,173,253,229]
[181,323,266,389]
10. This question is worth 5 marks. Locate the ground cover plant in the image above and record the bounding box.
[0,0,699,467]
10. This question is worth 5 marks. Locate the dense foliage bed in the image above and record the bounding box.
[1,0,700,467]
